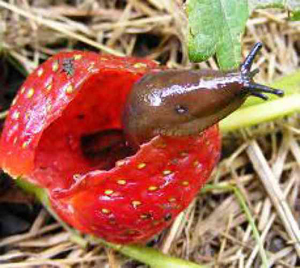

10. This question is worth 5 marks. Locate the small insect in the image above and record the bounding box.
[62,58,75,76]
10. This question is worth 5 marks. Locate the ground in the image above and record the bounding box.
[0,1,300,267]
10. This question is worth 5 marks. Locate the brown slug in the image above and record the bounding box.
[122,42,284,147]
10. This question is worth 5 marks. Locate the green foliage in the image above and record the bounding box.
[187,0,300,70]
[187,0,248,70]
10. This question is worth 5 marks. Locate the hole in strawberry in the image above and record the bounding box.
[80,129,135,170]
[33,71,140,190]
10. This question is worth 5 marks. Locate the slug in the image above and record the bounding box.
[123,42,284,147]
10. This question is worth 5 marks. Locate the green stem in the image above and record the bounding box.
[15,179,207,268]
[220,71,300,132]
[16,178,48,205]
[220,94,300,132]
[93,238,208,268]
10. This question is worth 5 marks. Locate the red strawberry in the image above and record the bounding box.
[0,51,221,244]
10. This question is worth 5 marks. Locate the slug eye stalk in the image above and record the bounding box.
[241,42,263,74]
[241,42,284,100]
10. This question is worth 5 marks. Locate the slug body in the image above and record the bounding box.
[123,69,247,146]
[123,43,283,147]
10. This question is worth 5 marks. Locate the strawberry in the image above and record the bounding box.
[0,51,221,244]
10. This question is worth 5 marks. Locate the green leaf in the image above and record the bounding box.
[187,0,249,70]
[187,0,300,70]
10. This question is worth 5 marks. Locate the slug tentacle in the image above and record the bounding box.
[241,42,263,73]
[248,68,259,78]
[250,92,269,100]
[243,82,284,100]
[239,42,284,100]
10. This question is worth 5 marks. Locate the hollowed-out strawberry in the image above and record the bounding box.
[0,51,221,243]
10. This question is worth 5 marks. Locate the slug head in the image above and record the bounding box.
[123,43,284,147]
[239,42,283,100]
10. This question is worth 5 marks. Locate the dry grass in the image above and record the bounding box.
[0,0,300,267]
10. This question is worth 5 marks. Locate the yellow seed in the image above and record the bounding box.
[87,63,95,72]
[52,61,59,72]
[132,200,141,207]
[22,141,29,149]
[117,179,126,185]
[90,225,98,231]
[180,152,188,157]
[25,112,30,121]
[73,174,81,180]
[168,197,176,203]
[193,161,200,167]
[21,87,26,94]
[156,142,167,149]
[65,84,74,94]
[181,181,189,186]
[46,103,52,112]
[12,111,20,120]
[37,68,44,77]
[104,189,114,195]
[102,208,111,214]
[140,214,149,219]
[133,62,147,69]
[148,186,158,191]
[13,137,18,145]
[46,83,52,92]
[137,163,146,169]
[26,88,35,99]
[11,97,18,106]
[116,160,125,167]
[74,54,83,60]
[163,170,172,175]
